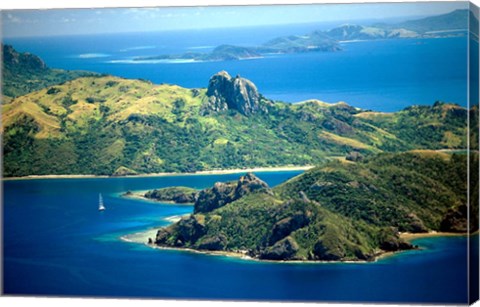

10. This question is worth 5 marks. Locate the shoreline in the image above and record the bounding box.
[373,231,469,261]
[399,231,468,241]
[121,231,368,263]
[121,222,468,264]
[2,165,313,181]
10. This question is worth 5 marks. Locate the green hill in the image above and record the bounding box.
[154,151,476,261]
[387,9,469,33]
[2,44,97,100]
[1,63,469,177]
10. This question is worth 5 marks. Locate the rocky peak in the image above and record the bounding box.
[2,44,47,71]
[194,172,271,214]
[202,71,267,116]
[234,172,271,198]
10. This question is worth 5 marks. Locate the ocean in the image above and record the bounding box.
[2,25,473,303]
[2,173,470,303]
[4,25,468,112]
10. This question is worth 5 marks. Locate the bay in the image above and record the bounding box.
[2,172,469,303]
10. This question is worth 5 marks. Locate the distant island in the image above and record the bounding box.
[133,9,468,62]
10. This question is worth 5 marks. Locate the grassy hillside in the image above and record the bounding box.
[1,45,470,177]
[1,70,469,177]
[154,152,475,261]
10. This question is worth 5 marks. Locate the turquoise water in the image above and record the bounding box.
[2,172,469,303]
[4,27,467,112]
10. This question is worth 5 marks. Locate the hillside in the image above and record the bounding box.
[153,151,477,261]
[1,59,469,177]
[2,44,97,99]
[135,32,340,62]
[134,45,263,62]
[378,9,469,34]
[309,9,468,42]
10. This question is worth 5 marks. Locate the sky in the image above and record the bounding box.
[1,1,468,38]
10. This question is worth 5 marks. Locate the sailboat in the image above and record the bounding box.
[98,193,106,211]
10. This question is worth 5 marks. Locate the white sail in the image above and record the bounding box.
[99,193,106,211]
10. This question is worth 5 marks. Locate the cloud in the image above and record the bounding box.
[160,13,187,18]
[61,17,76,23]
[118,7,189,20]
[4,12,40,25]
[6,13,22,23]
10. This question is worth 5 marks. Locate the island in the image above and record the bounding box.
[150,151,477,262]
[132,9,468,63]
[1,35,477,264]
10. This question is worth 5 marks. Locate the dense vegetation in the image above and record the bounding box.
[2,44,97,99]
[1,53,469,177]
[154,152,476,261]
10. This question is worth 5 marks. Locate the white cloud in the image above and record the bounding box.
[6,13,22,23]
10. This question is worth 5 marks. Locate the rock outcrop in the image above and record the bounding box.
[378,227,415,252]
[155,173,272,249]
[3,44,47,71]
[440,204,468,232]
[155,215,206,247]
[194,181,237,214]
[260,236,299,260]
[197,234,228,251]
[202,71,268,116]
[313,239,346,261]
[268,212,310,245]
[144,186,198,203]
[194,172,271,213]
[111,166,138,177]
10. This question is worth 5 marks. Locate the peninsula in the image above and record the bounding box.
[151,151,478,262]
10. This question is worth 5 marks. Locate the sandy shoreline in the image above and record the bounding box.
[399,231,468,241]
[2,165,313,181]
[122,232,254,260]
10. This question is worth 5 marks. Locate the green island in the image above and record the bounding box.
[152,152,478,261]
[133,9,468,62]
[2,43,477,262]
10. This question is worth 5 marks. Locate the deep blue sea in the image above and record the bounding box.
[2,173,471,303]
[4,26,468,112]
[2,25,474,303]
